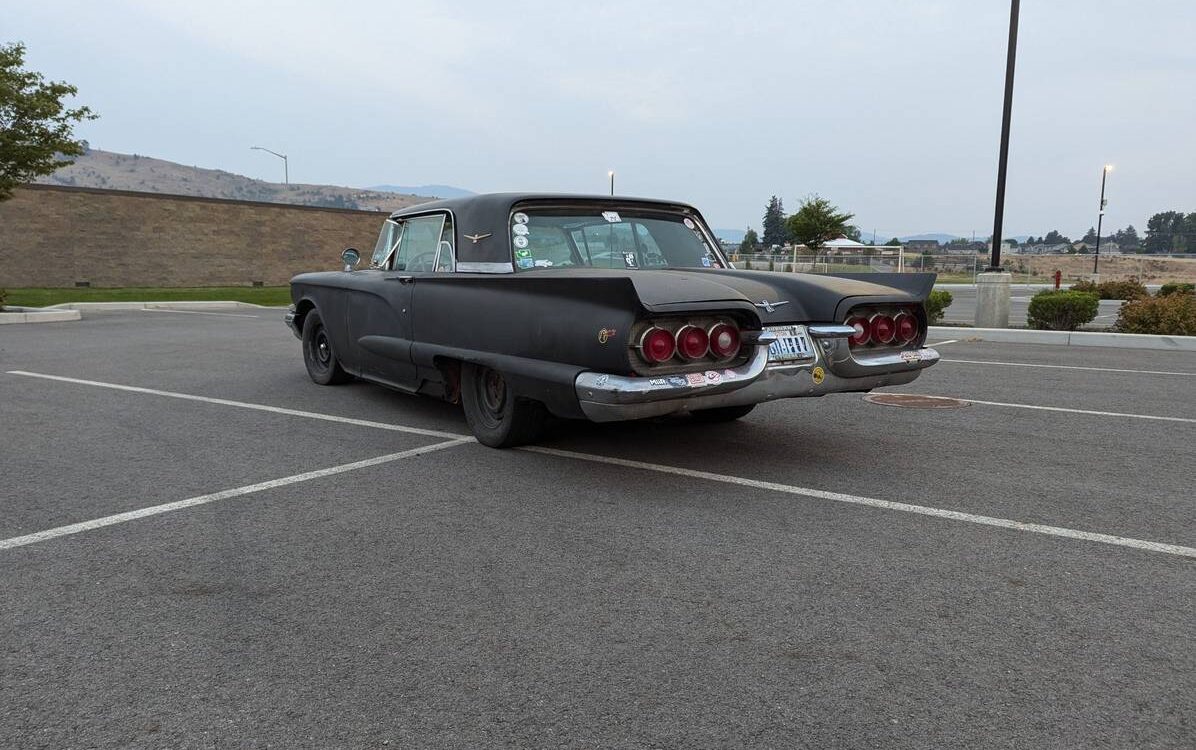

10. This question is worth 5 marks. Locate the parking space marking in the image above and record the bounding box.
[138,309,260,319]
[0,439,473,551]
[523,447,1196,559]
[927,339,960,347]
[939,395,1196,424]
[7,371,468,440]
[941,359,1196,376]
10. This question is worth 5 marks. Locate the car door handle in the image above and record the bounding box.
[386,275,415,284]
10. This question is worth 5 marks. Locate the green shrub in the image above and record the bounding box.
[1069,279,1098,294]
[0,289,6,311]
[1158,282,1195,297]
[1026,290,1099,331]
[1097,277,1149,300]
[926,289,952,323]
[1115,294,1196,335]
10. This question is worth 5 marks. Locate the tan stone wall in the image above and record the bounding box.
[0,184,389,287]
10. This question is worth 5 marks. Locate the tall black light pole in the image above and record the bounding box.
[1093,164,1112,274]
[988,0,1021,271]
[608,170,615,196]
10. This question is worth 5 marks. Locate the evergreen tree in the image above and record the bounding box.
[1143,211,1187,254]
[785,195,855,253]
[761,196,787,248]
[1081,227,1098,244]
[738,228,759,254]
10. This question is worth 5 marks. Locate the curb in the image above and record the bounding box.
[0,309,82,325]
[42,301,276,311]
[928,326,1196,352]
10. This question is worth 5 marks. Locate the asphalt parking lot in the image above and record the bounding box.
[2,309,1194,749]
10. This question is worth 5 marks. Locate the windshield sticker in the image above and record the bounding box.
[513,235,529,249]
[516,257,535,269]
[515,248,532,258]
[513,212,529,224]
[512,223,529,236]
[701,256,713,267]
[533,259,554,267]
[602,211,621,223]
[623,252,638,268]
[683,218,695,229]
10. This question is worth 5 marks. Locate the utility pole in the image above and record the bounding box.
[1093,164,1112,275]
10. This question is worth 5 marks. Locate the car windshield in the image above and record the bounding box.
[509,207,726,271]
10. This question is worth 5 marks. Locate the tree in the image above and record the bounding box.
[1043,230,1071,246]
[885,237,902,247]
[785,194,854,253]
[1081,226,1098,244]
[1113,225,1140,251]
[738,228,759,254]
[761,195,788,248]
[1143,211,1187,254]
[0,42,96,201]
[844,225,862,242]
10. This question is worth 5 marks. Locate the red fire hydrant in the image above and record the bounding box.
[1054,269,1062,289]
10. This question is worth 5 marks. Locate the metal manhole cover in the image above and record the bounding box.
[864,393,970,409]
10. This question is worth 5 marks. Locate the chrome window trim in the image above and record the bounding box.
[385,210,453,272]
[456,261,515,274]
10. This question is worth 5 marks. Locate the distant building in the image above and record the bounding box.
[905,239,940,254]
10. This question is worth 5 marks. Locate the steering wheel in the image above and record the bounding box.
[403,250,438,272]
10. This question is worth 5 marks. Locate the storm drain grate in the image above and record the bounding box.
[864,393,970,409]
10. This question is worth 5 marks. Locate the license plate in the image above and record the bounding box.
[766,325,814,362]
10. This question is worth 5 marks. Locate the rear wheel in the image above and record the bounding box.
[302,309,351,385]
[460,363,546,448]
[690,404,756,423]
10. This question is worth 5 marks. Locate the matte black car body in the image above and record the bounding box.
[287,193,940,444]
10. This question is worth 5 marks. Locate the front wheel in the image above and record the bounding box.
[302,309,351,385]
[460,363,546,448]
[691,404,756,423]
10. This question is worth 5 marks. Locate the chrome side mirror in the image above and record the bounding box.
[341,247,360,271]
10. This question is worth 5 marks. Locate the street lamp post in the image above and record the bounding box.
[251,146,289,185]
[1093,164,1112,275]
[987,0,1020,272]
[608,170,615,196]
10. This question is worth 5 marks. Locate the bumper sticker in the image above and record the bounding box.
[686,373,706,387]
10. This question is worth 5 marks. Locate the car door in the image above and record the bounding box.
[344,213,447,390]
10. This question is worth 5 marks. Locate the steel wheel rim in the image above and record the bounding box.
[311,327,332,369]
[474,368,507,428]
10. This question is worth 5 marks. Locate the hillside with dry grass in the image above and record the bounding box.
[37,148,434,212]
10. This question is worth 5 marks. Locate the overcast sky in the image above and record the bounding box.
[8,1,1195,236]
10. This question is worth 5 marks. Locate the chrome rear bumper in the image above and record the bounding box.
[574,328,939,422]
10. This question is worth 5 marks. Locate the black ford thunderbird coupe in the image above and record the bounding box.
[286,193,939,447]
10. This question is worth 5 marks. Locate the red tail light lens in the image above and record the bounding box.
[846,316,870,347]
[676,325,709,360]
[894,313,918,343]
[708,322,740,359]
[639,327,676,363]
[870,315,896,345]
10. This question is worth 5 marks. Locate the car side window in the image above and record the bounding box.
[371,220,401,269]
[394,214,446,272]
[434,215,455,272]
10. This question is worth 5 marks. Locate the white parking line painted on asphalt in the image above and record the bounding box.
[927,339,960,347]
[886,392,1196,424]
[7,371,467,440]
[139,309,260,319]
[523,446,1196,559]
[0,439,473,551]
[941,359,1196,376]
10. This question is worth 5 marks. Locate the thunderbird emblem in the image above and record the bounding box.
[754,299,790,313]
[464,233,492,244]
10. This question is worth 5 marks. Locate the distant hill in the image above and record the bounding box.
[369,184,474,199]
[38,148,435,212]
[899,233,965,243]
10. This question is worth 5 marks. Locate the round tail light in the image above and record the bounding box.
[870,314,896,345]
[708,322,740,359]
[676,325,710,360]
[894,313,918,343]
[846,316,871,347]
[639,327,676,363]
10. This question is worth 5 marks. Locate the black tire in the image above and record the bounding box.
[690,404,756,423]
[302,309,351,385]
[460,363,547,448]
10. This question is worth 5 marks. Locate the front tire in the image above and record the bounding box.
[302,309,351,385]
[691,404,756,423]
[460,363,546,448]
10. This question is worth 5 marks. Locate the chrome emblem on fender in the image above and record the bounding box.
[754,299,790,313]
